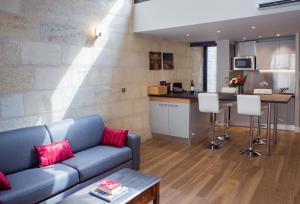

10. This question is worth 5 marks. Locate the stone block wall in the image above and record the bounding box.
[0,0,203,141]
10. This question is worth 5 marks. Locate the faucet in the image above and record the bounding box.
[279,88,289,93]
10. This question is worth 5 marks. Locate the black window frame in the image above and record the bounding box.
[134,0,150,3]
[190,41,217,92]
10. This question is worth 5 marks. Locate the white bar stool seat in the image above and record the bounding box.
[237,95,263,157]
[198,93,224,150]
[254,88,272,109]
[253,89,272,95]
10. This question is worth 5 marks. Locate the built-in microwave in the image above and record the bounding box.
[233,56,256,70]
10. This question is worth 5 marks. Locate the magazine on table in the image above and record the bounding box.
[90,179,129,202]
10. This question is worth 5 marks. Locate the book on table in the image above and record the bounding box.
[90,186,128,202]
[96,179,122,195]
[90,179,128,202]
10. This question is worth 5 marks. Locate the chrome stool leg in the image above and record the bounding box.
[253,116,266,145]
[217,106,230,141]
[204,113,223,150]
[240,116,262,157]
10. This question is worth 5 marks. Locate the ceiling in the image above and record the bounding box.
[138,10,300,43]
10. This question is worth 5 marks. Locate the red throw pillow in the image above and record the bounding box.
[35,140,74,167]
[0,171,11,190]
[101,127,128,148]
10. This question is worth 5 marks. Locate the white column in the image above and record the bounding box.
[216,40,231,92]
[295,33,300,130]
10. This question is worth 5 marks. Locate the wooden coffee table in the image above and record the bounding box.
[58,168,161,204]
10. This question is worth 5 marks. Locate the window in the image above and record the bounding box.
[204,46,217,92]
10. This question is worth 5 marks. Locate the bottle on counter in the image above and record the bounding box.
[190,80,195,95]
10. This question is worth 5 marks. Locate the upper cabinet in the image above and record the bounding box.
[278,39,295,70]
[256,40,279,70]
[237,41,256,57]
[255,38,295,70]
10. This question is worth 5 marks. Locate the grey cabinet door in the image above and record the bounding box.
[237,41,256,57]
[256,40,279,70]
[150,101,169,135]
[279,39,295,69]
[168,103,189,138]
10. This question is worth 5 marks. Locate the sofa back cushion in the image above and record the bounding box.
[46,115,105,153]
[0,126,52,175]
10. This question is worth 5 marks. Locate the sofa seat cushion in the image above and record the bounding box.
[62,146,132,182]
[0,164,79,204]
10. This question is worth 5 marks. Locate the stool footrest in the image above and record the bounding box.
[253,138,267,145]
[203,143,223,150]
[217,134,230,141]
[240,148,262,157]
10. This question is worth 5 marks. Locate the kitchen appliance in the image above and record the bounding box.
[173,82,183,93]
[170,83,173,92]
[160,81,167,86]
[233,56,256,70]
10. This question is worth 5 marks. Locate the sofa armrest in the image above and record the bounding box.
[125,133,141,170]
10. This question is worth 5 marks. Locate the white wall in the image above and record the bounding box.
[134,0,300,32]
[216,40,231,91]
[0,0,203,142]
[296,33,300,127]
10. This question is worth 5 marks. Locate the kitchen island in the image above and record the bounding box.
[149,92,295,145]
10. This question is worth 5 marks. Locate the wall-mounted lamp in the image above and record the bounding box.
[95,26,102,38]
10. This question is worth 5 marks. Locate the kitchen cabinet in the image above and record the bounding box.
[256,40,279,70]
[150,101,189,138]
[237,41,256,57]
[149,97,210,143]
[168,103,189,138]
[279,39,295,69]
[256,38,295,70]
[150,101,169,135]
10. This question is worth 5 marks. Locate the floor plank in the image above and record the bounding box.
[140,127,300,204]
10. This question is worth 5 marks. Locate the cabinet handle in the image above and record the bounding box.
[159,103,168,107]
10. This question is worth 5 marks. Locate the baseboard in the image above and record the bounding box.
[216,121,296,132]
[152,133,190,144]
[294,126,300,132]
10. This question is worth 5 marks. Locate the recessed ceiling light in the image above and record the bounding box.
[258,35,262,38]
[217,30,221,33]
[251,26,256,29]
[186,33,190,37]
[242,37,247,40]
[276,33,280,37]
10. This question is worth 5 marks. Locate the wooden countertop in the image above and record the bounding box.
[149,92,294,104]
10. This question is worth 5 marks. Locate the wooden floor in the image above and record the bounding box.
[140,127,300,204]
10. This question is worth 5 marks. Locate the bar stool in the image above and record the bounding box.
[237,95,262,157]
[198,93,223,150]
[252,89,272,145]
[217,87,237,141]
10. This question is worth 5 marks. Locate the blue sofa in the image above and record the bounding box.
[0,115,141,204]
